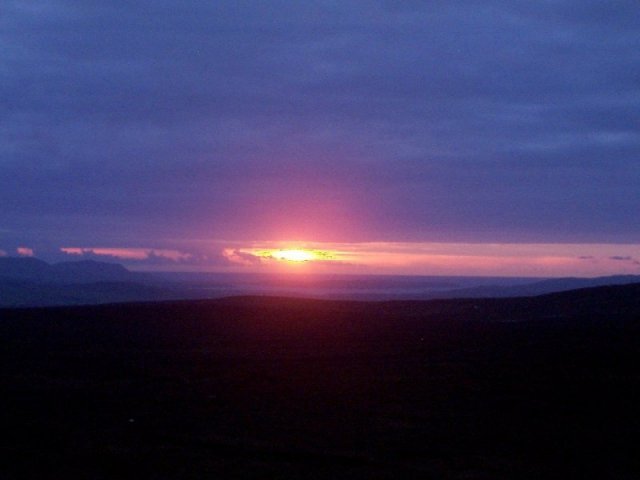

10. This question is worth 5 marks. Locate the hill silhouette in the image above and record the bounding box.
[0,257,137,283]
[0,256,51,279]
[440,274,640,299]
[0,258,187,307]
[2,256,640,307]
[1,283,639,479]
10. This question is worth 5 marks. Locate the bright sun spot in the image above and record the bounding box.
[249,248,333,263]
[271,249,316,262]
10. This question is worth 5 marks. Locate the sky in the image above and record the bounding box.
[1,1,639,276]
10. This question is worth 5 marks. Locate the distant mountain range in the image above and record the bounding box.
[0,257,138,284]
[0,257,184,307]
[1,256,640,308]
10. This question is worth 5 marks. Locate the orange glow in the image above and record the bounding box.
[61,241,640,277]
[273,249,315,262]
[218,241,640,277]
[255,248,332,262]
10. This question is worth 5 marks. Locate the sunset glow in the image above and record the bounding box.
[212,241,640,277]
[271,249,315,262]
[254,248,334,263]
[3,2,639,283]
[49,241,640,277]
[3,4,639,474]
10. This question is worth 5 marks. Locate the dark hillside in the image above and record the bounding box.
[1,284,639,479]
[0,257,51,280]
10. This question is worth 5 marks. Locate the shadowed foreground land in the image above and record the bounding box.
[2,284,640,479]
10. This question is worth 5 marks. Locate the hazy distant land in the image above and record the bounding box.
[2,257,640,307]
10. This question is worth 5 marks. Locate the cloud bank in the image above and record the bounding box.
[1,1,639,254]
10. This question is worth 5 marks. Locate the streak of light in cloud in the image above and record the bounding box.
[219,241,640,277]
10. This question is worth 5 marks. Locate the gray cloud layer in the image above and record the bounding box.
[1,0,639,251]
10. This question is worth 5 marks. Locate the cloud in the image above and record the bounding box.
[60,247,195,263]
[0,249,6,257]
[578,256,594,260]
[16,246,34,256]
[606,255,640,268]
[2,1,639,246]
[222,249,264,267]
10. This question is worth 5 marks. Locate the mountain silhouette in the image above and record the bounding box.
[0,257,137,284]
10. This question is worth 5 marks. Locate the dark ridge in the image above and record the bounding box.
[0,280,185,308]
[49,259,134,283]
[443,274,640,298]
[0,256,51,279]
[1,282,639,478]
[0,257,138,284]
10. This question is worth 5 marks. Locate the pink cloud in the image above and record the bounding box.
[0,249,6,257]
[17,247,35,257]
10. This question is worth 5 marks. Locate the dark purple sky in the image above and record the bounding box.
[1,1,639,270]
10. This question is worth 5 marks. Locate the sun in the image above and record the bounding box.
[248,247,334,263]
[271,249,317,262]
